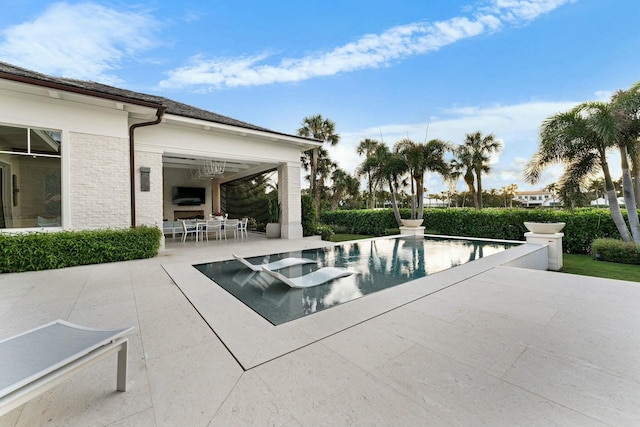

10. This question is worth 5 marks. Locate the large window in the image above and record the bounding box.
[0,124,61,229]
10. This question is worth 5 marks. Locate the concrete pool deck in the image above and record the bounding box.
[1,234,639,426]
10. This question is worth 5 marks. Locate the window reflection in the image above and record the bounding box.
[0,124,61,229]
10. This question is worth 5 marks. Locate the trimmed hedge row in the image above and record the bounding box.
[592,238,640,264]
[320,208,625,254]
[0,226,162,273]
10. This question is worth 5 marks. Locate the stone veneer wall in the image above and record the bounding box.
[135,150,163,228]
[279,162,303,239]
[69,132,130,229]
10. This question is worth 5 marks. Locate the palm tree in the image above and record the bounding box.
[588,177,606,206]
[610,83,640,208]
[359,144,406,226]
[451,147,478,209]
[502,183,518,208]
[460,131,503,209]
[297,114,340,214]
[581,99,640,242]
[330,168,360,210]
[356,138,380,209]
[394,138,450,219]
[315,147,337,212]
[525,104,634,242]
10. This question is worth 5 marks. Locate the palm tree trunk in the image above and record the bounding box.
[602,155,632,242]
[463,170,478,210]
[634,151,640,209]
[315,175,324,216]
[410,173,416,219]
[475,168,484,209]
[367,172,374,209]
[619,146,640,243]
[311,147,319,213]
[416,175,425,219]
[388,180,402,226]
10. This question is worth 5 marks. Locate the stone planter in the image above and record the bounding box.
[523,222,566,234]
[266,223,281,238]
[400,219,424,227]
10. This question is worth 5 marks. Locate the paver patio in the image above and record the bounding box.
[1,234,639,426]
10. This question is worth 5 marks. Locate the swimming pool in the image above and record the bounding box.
[194,236,518,325]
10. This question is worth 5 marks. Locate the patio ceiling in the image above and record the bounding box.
[162,152,277,182]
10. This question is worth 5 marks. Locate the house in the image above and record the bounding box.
[0,62,319,244]
[590,197,625,207]
[513,190,560,207]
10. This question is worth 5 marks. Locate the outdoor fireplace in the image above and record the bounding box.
[174,210,204,220]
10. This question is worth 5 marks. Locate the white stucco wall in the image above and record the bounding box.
[138,121,304,167]
[135,149,164,227]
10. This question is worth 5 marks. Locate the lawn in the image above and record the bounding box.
[562,253,640,283]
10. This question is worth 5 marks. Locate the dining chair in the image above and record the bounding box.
[205,219,223,241]
[224,219,239,239]
[180,220,197,242]
[238,217,249,238]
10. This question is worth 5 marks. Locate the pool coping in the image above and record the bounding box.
[163,240,547,370]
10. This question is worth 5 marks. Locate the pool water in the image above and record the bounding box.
[194,236,518,325]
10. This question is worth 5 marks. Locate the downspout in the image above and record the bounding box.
[128,106,166,228]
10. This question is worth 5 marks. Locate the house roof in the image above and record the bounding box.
[0,62,307,139]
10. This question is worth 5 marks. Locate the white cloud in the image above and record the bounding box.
[159,0,573,90]
[0,2,160,84]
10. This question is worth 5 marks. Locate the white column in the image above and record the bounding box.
[525,232,564,271]
[278,162,303,239]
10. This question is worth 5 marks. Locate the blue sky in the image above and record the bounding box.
[1,0,639,194]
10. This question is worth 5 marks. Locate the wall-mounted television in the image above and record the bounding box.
[172,186,205,206]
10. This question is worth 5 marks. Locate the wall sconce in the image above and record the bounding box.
[140,167,150,192]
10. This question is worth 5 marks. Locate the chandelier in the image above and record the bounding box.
[188,159,226,180]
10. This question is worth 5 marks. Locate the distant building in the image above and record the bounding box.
[514,190,561,207]
[423,198,448,208]
[590,197,625,207]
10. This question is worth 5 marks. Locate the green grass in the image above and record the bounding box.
[562,253,640,282]
[330,234,374,242]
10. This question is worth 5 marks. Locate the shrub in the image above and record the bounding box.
[319,207,625,254]
[301,194,317,236]
[328,223,350,234]
[315,224,335,241]
[319,209,397,236]
[592,238,640,265]
[0,226,162,273]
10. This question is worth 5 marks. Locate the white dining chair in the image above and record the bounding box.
[238,217,249,238]
[205,219,223,241]
[180,220,197,242]
[224,219,239,239]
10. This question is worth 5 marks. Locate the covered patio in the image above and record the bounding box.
[1,237,638,426]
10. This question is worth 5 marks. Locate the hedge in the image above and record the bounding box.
[592,238,640,264]
[320,208,625,254]
[0,225,162,273]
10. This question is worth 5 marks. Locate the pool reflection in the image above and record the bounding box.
[194,236,516,325]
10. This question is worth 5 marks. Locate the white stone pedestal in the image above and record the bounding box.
[525,232,564,271]
[399,226,425,238]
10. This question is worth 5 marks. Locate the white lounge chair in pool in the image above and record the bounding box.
[0,320,134,416]
[233,253,316,272]
[261,266,355,289]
